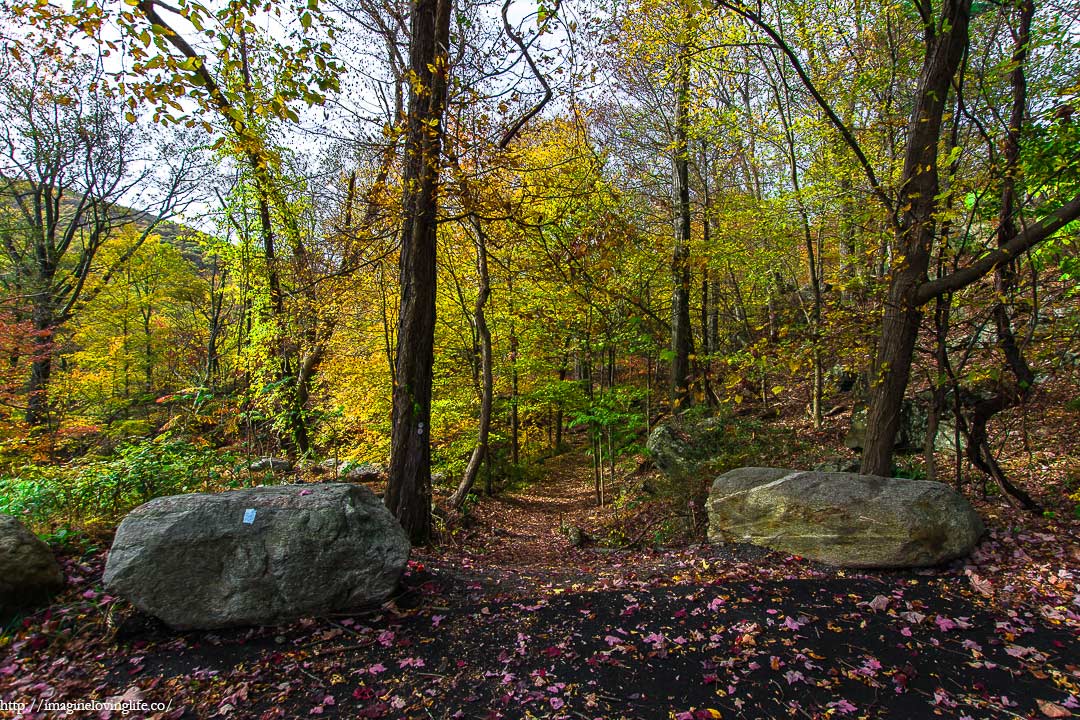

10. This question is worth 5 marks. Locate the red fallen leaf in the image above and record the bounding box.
[1038,700,1073,718]
[357,702,389,718]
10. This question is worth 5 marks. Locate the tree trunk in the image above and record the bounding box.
[385,0,453,545]
[861,0,972,476]
[960,0,1041,512]
[511,331,520,469]
[450,220,492,510]
[671,42,694,409]
[25,297,54,427]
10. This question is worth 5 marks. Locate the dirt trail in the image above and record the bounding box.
[439,451,603,570]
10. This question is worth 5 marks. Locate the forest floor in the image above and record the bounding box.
[3,451,1080,719]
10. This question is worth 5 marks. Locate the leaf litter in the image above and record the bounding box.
[2,452,1078,719]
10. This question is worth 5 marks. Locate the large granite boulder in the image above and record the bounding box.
[104,484,409,629]
[647,416,730,478]
[707,468,984,568]
[0,514,64,617]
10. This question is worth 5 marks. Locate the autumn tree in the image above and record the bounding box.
[384,0,453,543]
[0,50,197,428]
[716,0,1080,478]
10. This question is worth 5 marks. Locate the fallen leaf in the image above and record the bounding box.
[1038,700,1073,718]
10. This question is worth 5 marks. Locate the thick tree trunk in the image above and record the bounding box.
[25,350,52,427]
[385,0,453,544]
[861,0,972,476]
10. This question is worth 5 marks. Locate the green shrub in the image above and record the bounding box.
[0,434,239,530]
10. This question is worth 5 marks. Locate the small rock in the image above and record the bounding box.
[0,514,64,617]
[342,462,387,482]
[813,457,861,473]
[249,457,293,473]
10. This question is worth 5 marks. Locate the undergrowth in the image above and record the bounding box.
[0,434,241,532]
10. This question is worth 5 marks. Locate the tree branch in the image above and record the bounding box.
[497,0,553,149]
[715,0,896,220]
[915,192,1080,305]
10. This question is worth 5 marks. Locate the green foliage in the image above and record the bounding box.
[0,435,239,529]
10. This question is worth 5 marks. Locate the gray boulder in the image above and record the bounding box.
[342,462,387,482]
[104,484,409,629]
[647,416,729,478]
[0,514,64,616]
[249,457,293,472]
[707,468,984,568]
[845,396,963,454]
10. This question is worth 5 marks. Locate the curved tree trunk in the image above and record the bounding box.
[449,219,492,510]
[860,0,973,476]
[959,0,1041,512]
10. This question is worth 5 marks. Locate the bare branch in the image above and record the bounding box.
[497,0,553,150]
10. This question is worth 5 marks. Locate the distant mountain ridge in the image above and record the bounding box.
[0,181,208,267]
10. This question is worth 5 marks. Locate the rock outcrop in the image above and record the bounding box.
[707,468,983,568]
[845,397,962,454]
[647,416,730,478]
[104,484,409,629]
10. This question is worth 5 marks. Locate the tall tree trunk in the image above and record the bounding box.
[861,0,972,476]
[699,156,719,407]
[385,0,453,544]
[25,294,54,427]
[450,220,492,510]
[671,42,694,410]
[510,329,520,469]
[554,350,569,450]
[769,58,823,428]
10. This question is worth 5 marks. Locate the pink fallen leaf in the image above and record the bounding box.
[935,616,957,632]
[783,670,805,685]
[828,699,857,714]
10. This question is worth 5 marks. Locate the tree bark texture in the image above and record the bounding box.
[449,218,492,510]
[671,44,694,409]
[385,0,453,544]
[860,0,973,476]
